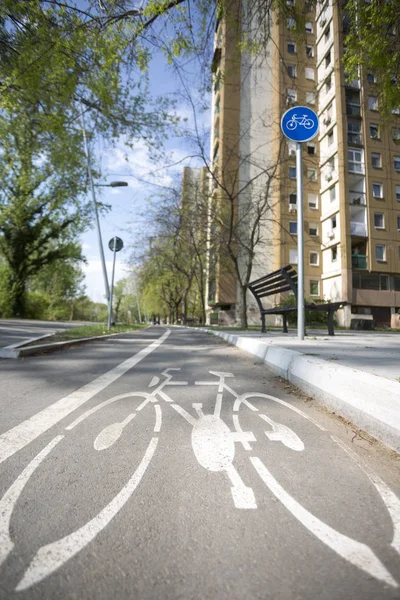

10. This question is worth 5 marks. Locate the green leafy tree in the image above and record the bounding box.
[0,107,89,316]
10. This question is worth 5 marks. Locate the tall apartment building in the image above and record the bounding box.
[207,0,400,328]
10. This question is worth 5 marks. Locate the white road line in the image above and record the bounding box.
[331,436,400,557]
[171,404,197,426]
[0,436,64,568]
[16,437,159,592]
[234,393,326,430]
[66,393,150,431]
[0,330,170,465]
[154,405,162,432]
[251,457,398,588]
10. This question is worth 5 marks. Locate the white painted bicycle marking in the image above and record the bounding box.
[0,436,64,568]
[259,414,304,452]
[251,457,398,588]
[0,330,170,465]
[94,414,136,451]
[331,436,400,557]
[154,405,162,433]
[16,437,158,592]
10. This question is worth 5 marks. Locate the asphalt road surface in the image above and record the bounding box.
[0,319,93,349]
[0,327,399,600]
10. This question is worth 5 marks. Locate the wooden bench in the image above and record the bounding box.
[248,265,347,336]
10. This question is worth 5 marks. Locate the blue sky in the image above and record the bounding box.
[81,46,211,302]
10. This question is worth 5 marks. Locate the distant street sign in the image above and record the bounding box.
[281,106,319,142]
[108,237,123,252]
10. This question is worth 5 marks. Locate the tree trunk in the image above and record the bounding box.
[239,285,248,329]
[7,273,27,318]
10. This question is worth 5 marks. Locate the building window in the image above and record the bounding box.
[308,168,317,181]
[289,249,298,264]
[306,91,316,105]
[395,156,400,171]
[376,244,386,262]
[287,88,297,103]
[348,148,363,173]
[310,251,319,266]
[396,185,400,201]
[331,246,338,262]
[393,127,400,142]
[370,124,380,140]
[307,143,316,155]
[309,223,318,236]
[367,73,376,83]
[287,18,296,30]
[368,96,378,111]
[308,193,318,209]
[305,67,315,80]
[374,213,384,229]
[289,166,296,179]
[324,25,330,41]
[325,75,332,92]
[325,50,331,68]
[287,41,296,54]
[289,221,297,235]
[372,182,383,198]
[306,45,314,58]
[328,131,334,146]
[398,216,400,231]
[289,193,297,207]
[305,22,313,33]
[287,64,297,78]
[310,280,320,296]
[347,118,362,145]
[330,185,336,202]
[371,152,381,168]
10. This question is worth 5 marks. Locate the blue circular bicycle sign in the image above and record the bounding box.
[281,106,319,142]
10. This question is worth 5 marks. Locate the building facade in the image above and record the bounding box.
[207,0,400,328]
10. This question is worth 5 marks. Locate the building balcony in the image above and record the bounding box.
[350,221,367,236]
[349,191,366,205]
[346,103,361,116]
[352,254,368,269]
[348,132,362,145]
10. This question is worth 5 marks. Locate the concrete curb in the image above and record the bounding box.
[189,327,400,454]
[0,331,132,359]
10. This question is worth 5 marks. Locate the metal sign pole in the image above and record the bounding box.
[296,142,305,341]
[281,105,318,342]
[108,237,117,331]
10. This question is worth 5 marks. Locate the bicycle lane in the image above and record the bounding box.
[0,327,399,599]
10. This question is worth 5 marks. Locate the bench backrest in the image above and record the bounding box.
[248,265,298,301]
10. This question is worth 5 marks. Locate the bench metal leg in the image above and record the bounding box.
[261,314,266,334]
[282,314,288,333]
[327,310,334,336]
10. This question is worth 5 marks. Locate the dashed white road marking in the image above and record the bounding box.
[0,436,64,568]
[251,457,398,588]
[331,436,400,557]
[15,437,159,592]
[0,330,170,465]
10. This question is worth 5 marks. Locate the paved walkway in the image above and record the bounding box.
[220,329,400,382]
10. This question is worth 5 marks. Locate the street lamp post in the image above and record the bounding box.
[80,105,128,324]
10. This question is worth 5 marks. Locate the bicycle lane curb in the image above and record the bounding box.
[183,327,400,454]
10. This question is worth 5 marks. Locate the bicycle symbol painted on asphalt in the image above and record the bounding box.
[0,369,399,591]
[286,113,315,130]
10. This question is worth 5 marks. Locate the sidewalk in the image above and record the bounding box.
[199,327,400,454]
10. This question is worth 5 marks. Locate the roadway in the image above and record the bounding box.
[0,319,93,349]
[0,327,399,599]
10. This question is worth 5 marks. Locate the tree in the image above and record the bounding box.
[343,0,400,118]
[0,106,90,316]
[30,257,86,321]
